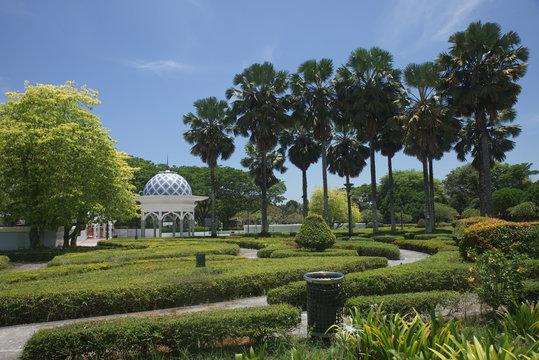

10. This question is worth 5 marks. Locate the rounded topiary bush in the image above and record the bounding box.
[294,214,336,251]
[417,218,425,228]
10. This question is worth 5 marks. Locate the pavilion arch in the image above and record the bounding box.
[138,170,207,238]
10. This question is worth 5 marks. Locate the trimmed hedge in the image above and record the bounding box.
[228,232,294,238]
[257,244,291,258]
[413,234,453,240]
[0,247,95,262]
[335,240,400,260]
[393,239,457,254]
[48,242,240,266]
[0,256,385,325]
[270,248,357,258]
[0,255,9,269]
[345,290,461,315]
[294,214,336,251]
[371,235,404,243]
[224,237,293,250]
[21,304,301,360]
[267,252,470,309]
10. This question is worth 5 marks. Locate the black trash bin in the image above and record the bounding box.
[304,271,345,338]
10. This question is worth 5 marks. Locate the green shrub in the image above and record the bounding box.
[270,248,357,258]
[267,252,470,309]
[21,304,300,360]
[492,187,526,218]
[0,255,9,269]
[393,239,457,254]
[507,202,539,222]
[371,235,404,243]
[417,218,425,228]
[336,240,400,260]
[194,226,210,232]
[225,237,292,250]
[413,234,452,240]
[294,214,335,251]
[522,280,539,302]
[345,290,461,315]
[459,219,538,258]
[257,244,292,258]
[0,256,378,326]
[498,300,539,338]
[461,208,480,218]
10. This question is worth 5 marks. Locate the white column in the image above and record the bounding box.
[153,215,157,238]
[158,212,163,238]
[180,215,184,237]
[172,214,176,237]
[141,212,146,239]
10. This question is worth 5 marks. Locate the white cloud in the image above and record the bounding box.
[432,0,484,41]
[129,60,196,73]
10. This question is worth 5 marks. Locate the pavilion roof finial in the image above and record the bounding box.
[166,155,169,170]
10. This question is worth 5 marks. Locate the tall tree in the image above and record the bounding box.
[454,108,521,215]
[280,128,321,219]
[402,62,460,232]
[327,126,369,237]
[438,21,529,217]
[290,59,334,224]
[240,143,287,190]
[335,47,402,233]
[226,62,291,236]
[0,82,137,248]
[183,97,235,237]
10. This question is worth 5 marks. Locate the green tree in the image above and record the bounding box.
[434,203,459,222]
[335,47,403,233]
[360,209,383,227]
[290,59,334,224]
[492,187,526,218]
[240,143,287,189]
[507,202,538,221]
[183,97,235,237]
[438,21,529,217]
[402,62,460,232]
[280,127,321,219]
[227,62,291,236]
[327,126,369,237]
[309,187,360,228]
[0,82,137,248]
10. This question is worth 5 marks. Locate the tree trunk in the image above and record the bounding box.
[346,174,353,238]
[422,156,432,233]
[369,139,378,233]
[29,226,39,248]
[480,128,494,217]
[388,155,396,233]
[260,151,269,237]
[210,165,217,237]
[478,167,486,216]
[302,168,308,219]
[63,226,70,248]
[321,139,329,225]
[428,154,436,231]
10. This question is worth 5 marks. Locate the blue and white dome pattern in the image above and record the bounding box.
[143,170,192,196]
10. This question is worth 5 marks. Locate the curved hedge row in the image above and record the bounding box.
[393,239,457,254]
[270,248,357,258]
[21,304,301,360]
[371,235,404,243]
[345,290,461,315]
[0,256,386,326]
[335,240,400,260]
[267,252,470,309]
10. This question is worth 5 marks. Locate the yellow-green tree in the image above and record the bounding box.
[0,82,138,248]
[309,187,360,228]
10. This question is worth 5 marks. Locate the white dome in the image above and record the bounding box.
[142,170,192,196]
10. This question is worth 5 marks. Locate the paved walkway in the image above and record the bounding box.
[0,248,427,359]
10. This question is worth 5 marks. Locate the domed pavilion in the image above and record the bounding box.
[138,170,207,237]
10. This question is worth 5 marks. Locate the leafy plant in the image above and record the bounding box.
[498,301,538,338]
[294,214,336,251]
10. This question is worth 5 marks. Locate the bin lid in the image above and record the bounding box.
[304,271,345,284]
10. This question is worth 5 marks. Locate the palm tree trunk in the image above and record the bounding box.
[480,128,494,217]
[346,174,353,238]
[302,168,308,219]
[210,165,217,237]
[260,150,269,236]
[478,167,486,216]
[428,155,436,231]
[321,139,329,225]
[369,139,378,233]
[388,155,396,233]
[422,155,432,233]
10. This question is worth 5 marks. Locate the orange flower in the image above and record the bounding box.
[469,267,473,272]
[468,277,475,283]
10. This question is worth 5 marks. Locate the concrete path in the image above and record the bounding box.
[7,263,47,272]
[0,248,427,359]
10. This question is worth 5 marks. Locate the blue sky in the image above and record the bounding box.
[1,0,538,202]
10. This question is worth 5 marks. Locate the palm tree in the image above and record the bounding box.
[183,97,235,237]
[240,143,287,190]
[377,114,404,232]
[327,125,369,237]
[335,47,402,233]
[402,62,460,232]
[438,21,529,217]
[226,62,291,236]
[454,108,521,215]
[290,59,334,224]
[280,127,321,219]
